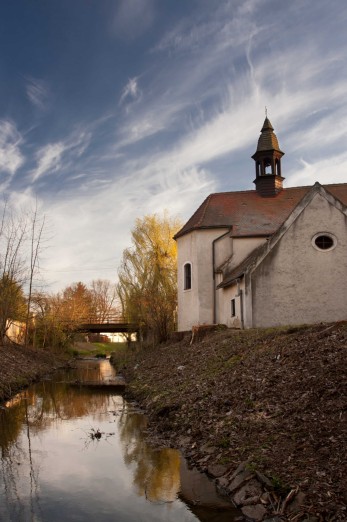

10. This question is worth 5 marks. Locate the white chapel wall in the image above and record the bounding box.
[251,193,347,327]
[177,228,228,331]
[230,237,266,267]
[220,237,266,276]
[217,280,245,328]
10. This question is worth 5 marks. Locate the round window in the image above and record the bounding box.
[312,233,336,251]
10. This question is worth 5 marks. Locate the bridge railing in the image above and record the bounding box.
[77,314,127,325]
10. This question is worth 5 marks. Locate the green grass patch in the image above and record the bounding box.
[216,436,230,449]
[224,354,242,368]
[74,342,128,357]
[109,342,139,370]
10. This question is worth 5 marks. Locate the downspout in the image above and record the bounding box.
[212,229,232,324]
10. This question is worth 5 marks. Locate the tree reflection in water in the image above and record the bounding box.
[0,360,239,522]
[118,409,181,503]
[0,368,119,521]
[117,409,240,522]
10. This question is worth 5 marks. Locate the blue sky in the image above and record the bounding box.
[1,0,347,292]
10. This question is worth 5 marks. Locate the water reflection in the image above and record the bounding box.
[119,410,181,503]
[0,360,239,522]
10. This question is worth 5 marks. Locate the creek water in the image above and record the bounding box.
[0,359,239,522]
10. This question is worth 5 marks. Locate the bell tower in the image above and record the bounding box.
[252,116,284,197]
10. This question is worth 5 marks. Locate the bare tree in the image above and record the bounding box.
[24,204,46,347]
[90,279,119,322]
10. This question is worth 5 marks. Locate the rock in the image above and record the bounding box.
[178,435,191,447]
[207,464,229,478]
[197,455,209,465]
[229,461,250,481]
[263,518,282,522]
[241,503,267,521]
[200,444,217,454]
[255,471,273,489]
[287,491,306,513]
[260,492,271,504]
[216,476,230,488]
[233,479,263,506]
[228,469,254,493]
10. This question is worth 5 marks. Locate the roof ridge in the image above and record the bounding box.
[211,183,347,197]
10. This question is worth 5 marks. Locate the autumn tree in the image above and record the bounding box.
[27,280,122,349]
[28,292,69,350]
[0,204,27,344]
[0,275,26,343]
[59,282,94,323]
[117,213,181,343]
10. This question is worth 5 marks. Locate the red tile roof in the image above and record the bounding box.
[174,183,347,239]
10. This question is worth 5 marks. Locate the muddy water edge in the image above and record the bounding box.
[0,358,241,522]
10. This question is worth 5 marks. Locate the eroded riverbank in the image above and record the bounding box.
[112,323,347,521]
[0,343,69,402]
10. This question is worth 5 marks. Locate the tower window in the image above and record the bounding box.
[184,263,192,290]
[264,158,272,175]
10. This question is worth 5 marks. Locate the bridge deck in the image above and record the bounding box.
[78,322,138,333]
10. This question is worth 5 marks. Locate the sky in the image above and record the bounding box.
[1,0,347,293]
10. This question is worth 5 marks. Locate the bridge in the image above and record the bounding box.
[73,315,139,334]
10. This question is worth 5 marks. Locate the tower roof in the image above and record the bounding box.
[256,117,283,153]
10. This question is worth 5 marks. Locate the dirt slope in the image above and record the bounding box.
[115,322,347,521]
[0,343,68,402]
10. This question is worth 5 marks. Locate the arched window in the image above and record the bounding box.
[184,263,192,290]
[264,158,272,175]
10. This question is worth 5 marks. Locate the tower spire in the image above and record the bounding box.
[252,116,285,197]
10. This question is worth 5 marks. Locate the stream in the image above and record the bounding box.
[0,359,240,521]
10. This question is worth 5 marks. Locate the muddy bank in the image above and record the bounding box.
[0,343,69,402]
[112,323,347,521]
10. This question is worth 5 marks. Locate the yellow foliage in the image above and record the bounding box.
[117,212,182,342]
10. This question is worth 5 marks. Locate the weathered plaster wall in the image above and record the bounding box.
[221,237,266,276]
[231,237,266,267]
[217,280,245,328]
[214,232,232,268]
[177,229,227,331]
[251,193,347,327]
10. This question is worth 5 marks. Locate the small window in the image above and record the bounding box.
[231,298,236,317]
[184,263,191,290]
[312,233,336,252]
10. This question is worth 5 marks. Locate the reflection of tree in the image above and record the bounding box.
[1,442,26,520]
[0,362,120,520]
[0,365,118,449]
[0,401,24,454]
[0,396,42,521]
[118,410,181,503]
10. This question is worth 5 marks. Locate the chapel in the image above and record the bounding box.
[175,117,347,330]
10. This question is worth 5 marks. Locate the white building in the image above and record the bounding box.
[175,118,347,330]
